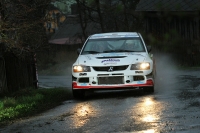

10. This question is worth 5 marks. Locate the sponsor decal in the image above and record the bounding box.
[135,71,143,74]
[137,81,144,84]
[101,58,120,64]
[80,83,87,86]
[104,62,117,65]
[79,73,87,76]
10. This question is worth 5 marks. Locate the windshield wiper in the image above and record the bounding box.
[103,50,117,53]
[82,51,101,54]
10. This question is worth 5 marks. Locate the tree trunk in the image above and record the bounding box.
[95,0,105,32]
[76,0,88,40]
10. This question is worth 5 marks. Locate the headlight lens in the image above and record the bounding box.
[73,65,91,72]
[130,62,150,70]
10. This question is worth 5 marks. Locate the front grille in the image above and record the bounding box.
[93,65,128,71]
[98,76,124,84]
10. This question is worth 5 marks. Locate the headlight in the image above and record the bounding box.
[73,65,91,72]
[130,62,150,70]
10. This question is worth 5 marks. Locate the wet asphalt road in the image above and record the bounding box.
[1,54,200,133]
[38,75,72,89]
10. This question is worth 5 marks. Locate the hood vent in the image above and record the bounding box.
[96,56,126,59]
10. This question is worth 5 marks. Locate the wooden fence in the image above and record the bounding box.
[0,56,7,93]
[143,12,200,66]
[0,53,37,94]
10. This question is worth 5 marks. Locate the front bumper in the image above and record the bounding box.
[72,74,154,90]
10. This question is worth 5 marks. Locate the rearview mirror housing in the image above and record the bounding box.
[147,45,152,52]
[77,48,81,55]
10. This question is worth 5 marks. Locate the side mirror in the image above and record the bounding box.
[77,48,81,55]
[147,45,152,52]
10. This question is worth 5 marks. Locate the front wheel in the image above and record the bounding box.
[72,89,85,99]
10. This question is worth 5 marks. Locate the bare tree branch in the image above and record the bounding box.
[0,0,53,58]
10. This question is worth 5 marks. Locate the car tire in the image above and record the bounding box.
[72,89,85,99]
[144,87,154,93]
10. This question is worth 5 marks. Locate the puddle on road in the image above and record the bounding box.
[129,96,164,127]
[130,129,158,133]
[137,97,163,123]
[70,103,98,128]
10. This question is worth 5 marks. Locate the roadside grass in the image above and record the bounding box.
[0,88,71,126]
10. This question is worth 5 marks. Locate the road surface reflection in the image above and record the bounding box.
[131,97,165,133]
[71,103,97,128]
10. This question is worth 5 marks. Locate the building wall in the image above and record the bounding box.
[143,12,200,66]
[52,0,76,14]
[44,10,66,34]
[144,12,200,42]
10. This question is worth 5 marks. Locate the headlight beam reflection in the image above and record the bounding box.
[71,103,97,128]
[133,97,162,124]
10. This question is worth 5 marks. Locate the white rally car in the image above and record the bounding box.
[72,32,155,98]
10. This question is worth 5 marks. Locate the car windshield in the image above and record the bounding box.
[81,37,145,55]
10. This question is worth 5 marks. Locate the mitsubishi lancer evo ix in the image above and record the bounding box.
[72,32,156,99]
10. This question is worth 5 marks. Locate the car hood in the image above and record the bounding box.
[74,52,149,66]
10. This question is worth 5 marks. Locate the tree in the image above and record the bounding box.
[76,0,88,40]
[75,0,140,35]
[0,0,53,58]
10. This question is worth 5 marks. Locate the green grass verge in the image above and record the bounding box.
[0,88,71,126]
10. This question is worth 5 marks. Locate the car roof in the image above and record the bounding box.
[89,32,140,39]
